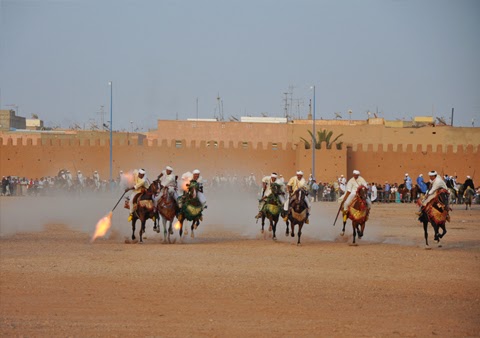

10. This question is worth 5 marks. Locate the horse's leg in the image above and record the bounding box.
[423,220,430,249]
[351,222,357,245]
[290,222,295,238]
[438,223,447,239]
[432,222,440,243]
[272,219,277,241]
[297,223,303,246]
[358,222,365,238]
[131,218,136,241]
[285,219,290,236]
[162,217,168,242]
[261,215,265,234]
[139,219,146,243]
[179,220,184,238]
[191,221,195,238]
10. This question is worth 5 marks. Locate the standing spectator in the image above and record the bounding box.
[384,182,391,203]
[371,182,378,203]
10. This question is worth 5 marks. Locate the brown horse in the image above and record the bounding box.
[154,186,177,243]
[285,188,308,245]
[418,188,450,249]
[463,186,475,210]
[341,186,370,245]
[130,181,159,243]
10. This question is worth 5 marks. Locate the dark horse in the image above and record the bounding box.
[285,188,308,245]
[130,180,159,243]
[258,182,283,241]
[154,185,177,243]
[418,188,450,249]
[341,186,370,245]
[398,183,411,203]
[177,180,204,240]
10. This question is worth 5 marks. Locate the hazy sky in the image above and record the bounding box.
[1,0,479,131]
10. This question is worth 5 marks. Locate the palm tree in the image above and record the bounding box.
[300,129,343,149]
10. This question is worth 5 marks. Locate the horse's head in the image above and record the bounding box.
[437,188,450,206]
[356,185,368,200]
[270,182,282,196]
[149,180,160,195]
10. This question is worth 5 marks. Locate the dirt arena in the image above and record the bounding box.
[1,193,479,337]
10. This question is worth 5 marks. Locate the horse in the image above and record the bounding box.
[130,180,159,243]
[341,185,370,245]
[463,186,475,210]
[418,188,450,249]
[176,180,204,240]
[153,185,177,243]
[410,184,422,202]
[258,182,283,241]
[285,188,308,245]
[398,183,411,203]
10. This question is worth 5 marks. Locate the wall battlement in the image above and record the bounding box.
[2,136,478,154]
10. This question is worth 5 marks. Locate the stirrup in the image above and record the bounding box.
[127,213,133,222]
[305,218,309,224]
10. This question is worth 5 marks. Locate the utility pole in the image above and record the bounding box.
[283,92,289,119]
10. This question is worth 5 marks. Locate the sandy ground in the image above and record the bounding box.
[1,194,479,337]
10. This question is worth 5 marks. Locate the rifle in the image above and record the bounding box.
[333,191,350,226]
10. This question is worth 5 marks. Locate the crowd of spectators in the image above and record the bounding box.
[2,170,479,206]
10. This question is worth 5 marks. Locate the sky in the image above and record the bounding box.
[0,0,479,131]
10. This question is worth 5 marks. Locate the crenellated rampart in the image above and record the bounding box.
[1,134,479,184]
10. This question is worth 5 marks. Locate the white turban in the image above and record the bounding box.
[271,173,278,178]
[419,174,423,177]
[466,175,471,179]
[405,173,408,176]
[193,169,200,174]
[428,171,437,176]
[166,166,173,171]
[138,169,146,175]
[353,170,360,175]
[296,171,303,175]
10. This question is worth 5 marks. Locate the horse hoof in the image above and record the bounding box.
[261,229,264,234]
[424,245,431,250]
[340,232,344,236]
[437,243,442,248]
[349,243,358,246]
[131,239,139,244]
[273,237,277,241]
[297,243,302,246]
[285,232,289,237]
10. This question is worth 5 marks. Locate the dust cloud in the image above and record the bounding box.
[0,188,409,246]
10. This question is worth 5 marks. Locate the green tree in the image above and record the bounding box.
[300,129,343,150]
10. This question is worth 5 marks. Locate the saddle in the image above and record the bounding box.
[423,191,450,224]
[132,189,155,212]
[347,195,369,223]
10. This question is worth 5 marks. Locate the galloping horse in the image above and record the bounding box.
[131,180,159,243]
[154,185,177,243]
[341,186,370,245]
[418,188,450,249]
[177,180,204,239]
[258,182,283,240]
[463,186,475,210]
[285,188,308,245]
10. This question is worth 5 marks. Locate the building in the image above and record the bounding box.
[0,109,26,130]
